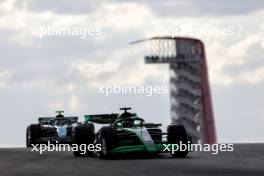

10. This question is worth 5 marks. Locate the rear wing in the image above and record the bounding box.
[84,114,118,124]
[38,117,54,125]
[38,116,78,124]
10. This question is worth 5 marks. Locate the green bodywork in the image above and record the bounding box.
[84,113,137,124]
[112,144,165,154]
[115,128,159,153]
[84,114,118,124]
[84,113,192,154]
[111,128,193,154]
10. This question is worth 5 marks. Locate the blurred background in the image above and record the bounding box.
[0,0,264,146]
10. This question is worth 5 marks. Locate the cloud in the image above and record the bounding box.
[0,0,264,146]
[14,0,101,14]
[141,0,264,17]
[0,69,13,87]
[207,31,264,86]
[10,0,264,16]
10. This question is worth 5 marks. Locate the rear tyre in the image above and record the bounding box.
[96,126,117,159]
[26,124,41,147]
[72,123,95,157]
[167,124,189,158]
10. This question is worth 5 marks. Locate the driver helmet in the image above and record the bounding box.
[122,119,134,128]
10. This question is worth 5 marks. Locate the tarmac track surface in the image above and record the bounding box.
[0,144,263,176]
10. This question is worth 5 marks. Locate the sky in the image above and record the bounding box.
[0,0,264,146]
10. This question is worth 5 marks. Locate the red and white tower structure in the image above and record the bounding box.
[132,36,217,144]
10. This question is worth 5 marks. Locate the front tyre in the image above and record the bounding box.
[167,124,189,158]
[72,123,95,157]
[96,126,117,159]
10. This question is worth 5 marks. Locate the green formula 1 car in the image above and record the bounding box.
[72,107,191,158]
